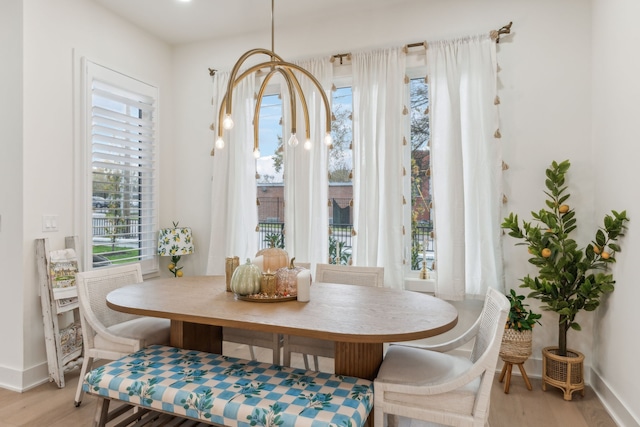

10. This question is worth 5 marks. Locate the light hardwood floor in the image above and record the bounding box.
[0,343,617,427]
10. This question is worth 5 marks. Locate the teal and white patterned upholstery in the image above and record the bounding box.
[83,344,373,427]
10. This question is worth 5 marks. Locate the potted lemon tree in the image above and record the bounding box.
[502,160,629,400]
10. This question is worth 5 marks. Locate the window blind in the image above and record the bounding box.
[89,75,158,272]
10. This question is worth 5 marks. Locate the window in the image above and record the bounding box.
[250,66,432,273]
[256,93,285,250]
[408,77,433,272]
[329,86,353,265]
[82,61,158,274]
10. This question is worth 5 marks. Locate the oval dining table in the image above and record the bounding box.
[106,275,458,382]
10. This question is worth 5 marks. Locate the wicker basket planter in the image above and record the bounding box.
[499,329,532,363]
[498,329,533,393]
[542,347,585,400]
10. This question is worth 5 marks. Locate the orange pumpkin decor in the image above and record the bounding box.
[255,247,289,273]
[275,258,308,297]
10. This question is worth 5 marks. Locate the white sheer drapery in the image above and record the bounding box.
[283,58,333,271]
[206,72,258,274]
[428,35,504,300]
[351,48,406,289]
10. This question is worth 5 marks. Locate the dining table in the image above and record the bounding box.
[106,275,458,382]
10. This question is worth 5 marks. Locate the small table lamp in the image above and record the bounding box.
[158,223,194,277]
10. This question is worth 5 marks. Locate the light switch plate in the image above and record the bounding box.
[42,215,58,232]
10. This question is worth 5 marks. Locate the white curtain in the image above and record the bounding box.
[351,48,406,289]
[283,58,333,271]
[206,72,258,274]
[428,35,504,300]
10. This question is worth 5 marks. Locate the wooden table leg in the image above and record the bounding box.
[335,342,383,427]
[334,342,383,379]
[170,320,222,353]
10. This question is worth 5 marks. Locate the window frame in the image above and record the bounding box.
[77,58,159,275]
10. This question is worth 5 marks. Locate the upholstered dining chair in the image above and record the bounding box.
[222,262,311,365]
[282,263,384,370]
[373,287,509,427]
[74,264,171,407]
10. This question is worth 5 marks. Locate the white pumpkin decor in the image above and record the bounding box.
[255,247,289,272]
[230,258,261,296]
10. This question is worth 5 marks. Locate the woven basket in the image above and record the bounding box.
[542,347,585,400]
[499,328,532,363]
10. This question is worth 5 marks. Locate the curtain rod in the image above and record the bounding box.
[402,21,513,51]
[494,21,513,43]
[210,22,513,74]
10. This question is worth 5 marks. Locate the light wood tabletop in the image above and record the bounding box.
[107,275,458,381]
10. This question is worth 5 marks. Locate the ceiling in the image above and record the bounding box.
[92,0,399,46]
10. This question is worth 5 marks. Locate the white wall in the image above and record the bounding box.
[0,0,25,386]
[591,0,640,424]
[0,0,174,391]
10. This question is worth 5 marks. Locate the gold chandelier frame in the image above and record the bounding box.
[216,0,332,157]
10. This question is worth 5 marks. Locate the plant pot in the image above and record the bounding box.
[498,329,533,393]
[542,346,585,400]
[499,329,532,363]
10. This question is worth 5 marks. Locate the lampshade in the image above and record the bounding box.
[158,227,194,257]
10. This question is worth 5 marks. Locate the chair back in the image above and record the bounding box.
[470,287,510,364]
[76,264,143,332]
[466,287,509,423]
[314,264,384,287]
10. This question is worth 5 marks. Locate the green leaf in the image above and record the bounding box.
[558,194,570,205]
[609,243,621,252]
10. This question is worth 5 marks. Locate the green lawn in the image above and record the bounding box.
[93,245,140,264]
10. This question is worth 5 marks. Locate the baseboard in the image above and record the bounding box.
[590,367,640,427]
[0,361,50,392]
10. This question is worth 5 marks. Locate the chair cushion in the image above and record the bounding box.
[94,317,170,354]
[376,345,480,415]
[83,344,374,427]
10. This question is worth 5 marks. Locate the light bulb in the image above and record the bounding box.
[288,133,299,147]
[304,139,312,150]
[253,148,261,158]
[215,137,225,149]
[324,133,333,146]
[222,114,234,130]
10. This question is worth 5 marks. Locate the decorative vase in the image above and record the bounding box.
[542,347,585,401]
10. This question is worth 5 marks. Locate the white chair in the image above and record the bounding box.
[282,263,384,370]
[222,327,282,364]
[74,264,170,407]
[222,262,311,364]
[373,287,509,427]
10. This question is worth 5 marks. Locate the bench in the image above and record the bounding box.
[83,344,373,427]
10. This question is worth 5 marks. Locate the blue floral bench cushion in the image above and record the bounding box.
[83,344,373,427]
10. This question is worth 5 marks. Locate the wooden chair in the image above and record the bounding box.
[373,287,509,427]
[35,236,84,388]
[282,263,384,370]
[73,264,171,407]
